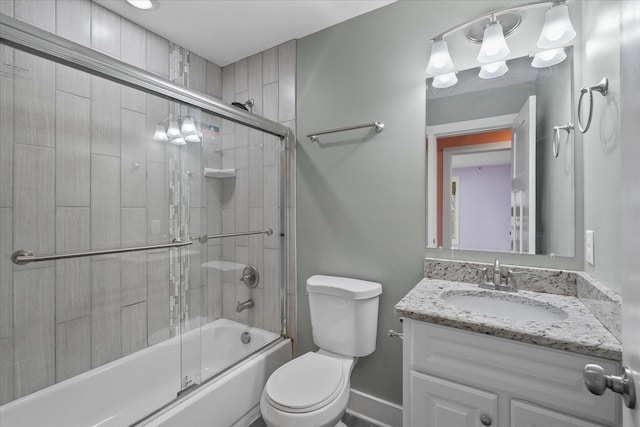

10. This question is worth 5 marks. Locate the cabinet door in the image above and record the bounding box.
[511,400,607,427]
[409,371,497,427]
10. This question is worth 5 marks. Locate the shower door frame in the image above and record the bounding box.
[1,10,290,408]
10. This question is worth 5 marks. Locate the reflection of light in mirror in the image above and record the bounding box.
[432,72,458,88]
[531,48,567,68]
[185,133,201,143]
[153,125,168,141]
[537,4,576,48]
[426,39,455,75]
[126,0,153,9]
[477,22,510,63]
[167,120,181,138]
[181,116,197,135]
[479,61,508,79]
[171,137,186,145]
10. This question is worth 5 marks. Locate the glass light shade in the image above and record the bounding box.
[432,72,458,89]
[166,121,182,138]
[171,137,186,145]
[181,117,197,135]
[537,4,576,48]
[531,48,567,68]
[185,133,201,143]
[479,61,509,79]
[153,125,168,141]
[477,22,510,63]
[126,0,153,10]
[426,39,455,75]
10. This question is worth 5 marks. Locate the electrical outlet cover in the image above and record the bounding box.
[586,230,595,265]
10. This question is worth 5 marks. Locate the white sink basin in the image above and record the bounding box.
[442,291,568,322]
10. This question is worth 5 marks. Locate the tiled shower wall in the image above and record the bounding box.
[0,0,296,405]
[207,40,297,341]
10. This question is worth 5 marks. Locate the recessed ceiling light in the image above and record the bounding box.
[126,0,153,10]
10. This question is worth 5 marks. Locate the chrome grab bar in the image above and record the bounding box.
[552,122,574,158]
[11,239,192,265]
[307,121,384,143]
[577,77,608,133]
[194,228,273,244]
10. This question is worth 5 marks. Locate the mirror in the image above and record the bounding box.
[425,2,579,258]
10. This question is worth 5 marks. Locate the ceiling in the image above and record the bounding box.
[94,0,395,66]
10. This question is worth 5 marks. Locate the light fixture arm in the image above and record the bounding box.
[428,1,559,42]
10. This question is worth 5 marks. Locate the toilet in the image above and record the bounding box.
[260,275,382,427]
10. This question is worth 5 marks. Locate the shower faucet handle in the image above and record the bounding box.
[240,265,260,288]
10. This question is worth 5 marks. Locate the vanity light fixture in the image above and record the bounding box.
[432,72,458,88]
[426,39,455,76]
[479,61,509,79]
[171,137,186,145]
[537,3,576,48]
[153,125,168,141]
[126,0,153,10]
[531,47,567,68]
[477,18,510,63]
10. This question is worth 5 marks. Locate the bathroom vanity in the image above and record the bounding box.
[395,263,622,427]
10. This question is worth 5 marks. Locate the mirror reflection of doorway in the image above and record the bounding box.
[437,129,512,251]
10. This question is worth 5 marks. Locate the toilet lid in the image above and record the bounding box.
[264,352,346,413]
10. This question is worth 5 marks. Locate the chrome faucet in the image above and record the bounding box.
[492,258,502,286]
[236,298,254,312]
[478,259,517,292]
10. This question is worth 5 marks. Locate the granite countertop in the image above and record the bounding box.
[394,278,622,361]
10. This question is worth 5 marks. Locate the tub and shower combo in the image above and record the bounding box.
[0,14,292,427]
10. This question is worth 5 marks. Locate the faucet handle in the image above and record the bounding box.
[505,269,527,285]
[471,265,490,283]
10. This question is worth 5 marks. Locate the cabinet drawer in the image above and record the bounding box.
[407,320,619,425]
[511,400,607,427]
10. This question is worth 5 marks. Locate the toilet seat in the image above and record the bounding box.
[264,352,347,414]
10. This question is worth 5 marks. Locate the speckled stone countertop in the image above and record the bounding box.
[395,278,622,361]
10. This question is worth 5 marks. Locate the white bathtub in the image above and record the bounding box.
[0,318,291,427]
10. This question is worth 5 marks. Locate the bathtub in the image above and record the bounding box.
[0,318,291,427]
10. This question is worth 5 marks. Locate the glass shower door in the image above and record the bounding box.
[0,42,188,419]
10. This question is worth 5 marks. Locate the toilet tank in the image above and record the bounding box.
[306,275,382,357]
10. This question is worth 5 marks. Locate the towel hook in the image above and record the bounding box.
[577,77,608,133]
[552,122,574,158]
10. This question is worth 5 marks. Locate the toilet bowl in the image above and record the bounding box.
[259,275,382,427]
[260,351,354,427]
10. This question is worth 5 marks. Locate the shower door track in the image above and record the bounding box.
[0,14,289,139]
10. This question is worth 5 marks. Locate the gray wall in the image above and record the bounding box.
[296,0,522,405]
[581,0,622,294]
[535,56,575,256]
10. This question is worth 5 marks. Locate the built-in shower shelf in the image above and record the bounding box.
[204,168,236,178]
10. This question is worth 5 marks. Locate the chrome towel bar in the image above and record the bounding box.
[194,229,273,244]
[307,121,384,143]
[11,239,192,265]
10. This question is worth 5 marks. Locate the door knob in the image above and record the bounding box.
[583,364,636,409]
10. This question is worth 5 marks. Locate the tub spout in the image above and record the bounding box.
[236,299,254,312]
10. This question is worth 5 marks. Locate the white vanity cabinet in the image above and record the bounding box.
[402,319,621,427]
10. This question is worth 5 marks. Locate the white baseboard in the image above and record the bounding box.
[346,389,403,427]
